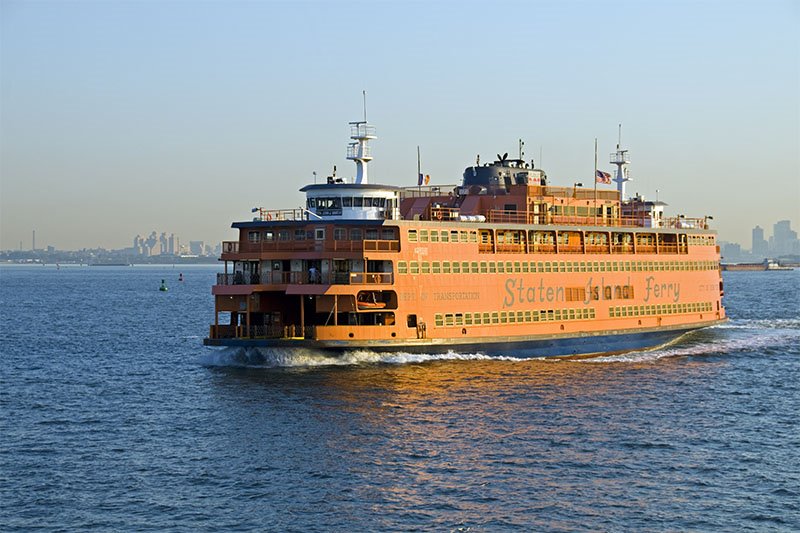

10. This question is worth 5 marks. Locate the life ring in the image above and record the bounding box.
[435,210,443,221]
[265,213,272,221]
[225,242,233,253]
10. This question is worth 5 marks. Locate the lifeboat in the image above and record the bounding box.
[357,292,386,310]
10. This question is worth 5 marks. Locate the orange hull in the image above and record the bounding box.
[205,219,725,356]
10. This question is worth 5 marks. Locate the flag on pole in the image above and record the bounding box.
[595,170,612,184]
[418,173,424,186]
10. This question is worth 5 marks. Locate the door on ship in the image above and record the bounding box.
[332,259,350,284]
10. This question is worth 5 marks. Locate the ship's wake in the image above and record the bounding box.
[198,317,799,368]
[581,318,800,363]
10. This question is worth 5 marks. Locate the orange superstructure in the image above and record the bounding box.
[204,119,725,358]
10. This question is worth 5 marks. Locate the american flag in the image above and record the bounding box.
[595,170,612,184]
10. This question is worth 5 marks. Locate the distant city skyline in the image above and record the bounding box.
[720,219,800,263]
[1,1,798,250]
[8,228,217,256]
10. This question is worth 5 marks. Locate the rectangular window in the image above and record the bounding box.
[408,230,418,243]
[333,228,346,241]
[421,261,431,274]
[442,261,451,274]
[420,230,429,242]
[248,231,260,243]
[480,261,488,274]
[452,262,460,274]
[440,231,449,243]
[350,229,362,241]
[432,261,441,274]
[398,261,407,274]
[430,230,440,243]
[410,261,419,274]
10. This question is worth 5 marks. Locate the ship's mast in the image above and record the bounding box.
[347,91,376,184]
[610,123,631,199]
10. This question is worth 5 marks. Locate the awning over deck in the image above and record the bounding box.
[285,284,357,295]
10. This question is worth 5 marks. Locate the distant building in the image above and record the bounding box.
[752,225,767,258]
[189,240,204,255]
[720,241,744,263]
[773,220,799,255]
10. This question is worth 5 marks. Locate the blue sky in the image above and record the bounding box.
[1,0,798,250]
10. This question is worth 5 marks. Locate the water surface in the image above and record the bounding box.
[1,266,798,531]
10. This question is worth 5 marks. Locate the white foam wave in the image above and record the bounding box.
[581,327,800,364]
[717,318,800,330]
[198,347,525,369]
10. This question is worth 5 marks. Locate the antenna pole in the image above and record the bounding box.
[617,123,622,149]
[363,90,367,122]
[417,145,421,194]
[594,137,598,224]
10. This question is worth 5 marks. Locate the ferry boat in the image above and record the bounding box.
[204,115,726,358]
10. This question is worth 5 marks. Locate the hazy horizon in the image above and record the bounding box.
[1,0,798,251]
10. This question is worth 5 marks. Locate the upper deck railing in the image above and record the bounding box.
[251,208,316,222]
[222,239,400,255]
[216,271,393,286]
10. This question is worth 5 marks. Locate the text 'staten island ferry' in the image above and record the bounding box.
[204,114,726,358]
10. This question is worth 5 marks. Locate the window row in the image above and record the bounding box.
[608,301,714,318]
[397,259,719,275]
[249,228,397,242]
[408,229,478,243]
[688,235,716,246]
[434,307,597,327]
[408,229,716,247]
[307,196,389,209]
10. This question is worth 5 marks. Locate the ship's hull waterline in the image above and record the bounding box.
[204,320,724,359]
